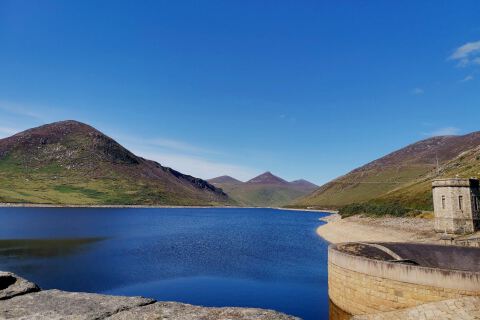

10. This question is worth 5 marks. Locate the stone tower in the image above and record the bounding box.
[432,178,480,234]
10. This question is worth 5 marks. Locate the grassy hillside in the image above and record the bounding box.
[0,121,231,206]
[217,183,308,207]
[375,145,480,211]
[293,132,480,212]
[209,172,317,207]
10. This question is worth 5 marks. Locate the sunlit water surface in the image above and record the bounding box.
[0,207,329,319]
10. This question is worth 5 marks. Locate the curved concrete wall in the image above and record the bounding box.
[328,244,480,316]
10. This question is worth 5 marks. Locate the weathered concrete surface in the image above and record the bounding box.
[0,272,299,320]
[338,242,480,272]
[379,242,480,271]
[352,296,480,320]
[107,302,299,320]
[0,272,39,300]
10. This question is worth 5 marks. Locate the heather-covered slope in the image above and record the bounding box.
[209,172,317,207]
[376,144,480,210]
[294,132,480,210]
[0,121,230,205]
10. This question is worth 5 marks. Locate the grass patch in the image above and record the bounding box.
[0,154,25,174]
[36,163,63,174]
[339,202,411,218]
[53,185,105,198]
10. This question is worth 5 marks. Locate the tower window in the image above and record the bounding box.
[441,196,446,209]
[459,195,463,210]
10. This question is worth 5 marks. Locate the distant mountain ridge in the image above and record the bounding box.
[208,175,242,185]
[246,171,289,185]
[0,120,231,206]
[209,172,317,207]
[294,131,480,211]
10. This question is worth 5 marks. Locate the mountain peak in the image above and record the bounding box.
[208,175,243,184]
[0,120,230,205]
[1,120,139,166]
[21,120,96,134]
[246,171,289,185]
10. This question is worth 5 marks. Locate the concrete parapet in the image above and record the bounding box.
[432,178,474,188]
[328,243,480,316]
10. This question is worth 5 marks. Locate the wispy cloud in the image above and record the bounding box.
[449,40,480,67]
[131,149,257,180]
[0,126,19,138]
[411,88,424,95]
[460,75,474,82]
[423,126,461,137]
[116,135,220,156]
[147,137,217,155]
[114,133,257,180]
[0,101,44,121]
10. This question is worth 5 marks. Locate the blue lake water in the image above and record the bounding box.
[0,207,330,319]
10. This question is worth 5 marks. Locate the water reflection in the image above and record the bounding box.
[0,238,105,259]
[329,300,353,320]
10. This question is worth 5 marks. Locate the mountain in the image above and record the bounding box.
[208,175,243,185]
[246,171,289,185]
[377,143,480,210]
[290,179,319,191]
[0,120,231,206]
[209,172,317,207]
[293,132,480,211]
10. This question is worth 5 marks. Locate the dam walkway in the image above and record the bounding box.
[353,296,480,320]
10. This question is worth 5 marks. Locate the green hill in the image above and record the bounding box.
[209,172,318,207]
[376,145,480,210]
[293,132,480,213]
[0,120,231,206]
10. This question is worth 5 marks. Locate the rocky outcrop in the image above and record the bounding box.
[108,302,298,320]
[0,290,154,319]
[0,272,299,320]
[0,271,39,300]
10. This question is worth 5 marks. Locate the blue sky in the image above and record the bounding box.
[1,1,480,184]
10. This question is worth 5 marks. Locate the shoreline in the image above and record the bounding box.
[278,207,338,214]
[316,214,439,244]
[0,203,244,209]
[0,202,333,212]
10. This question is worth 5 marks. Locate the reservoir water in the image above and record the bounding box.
[0,207,330,319]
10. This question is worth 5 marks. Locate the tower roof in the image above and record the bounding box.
[432,178,479,188]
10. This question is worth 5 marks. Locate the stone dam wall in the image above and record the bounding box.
[328,243,480,317]
[0,271,298,320]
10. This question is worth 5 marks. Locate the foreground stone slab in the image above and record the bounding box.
[0,289,154,319]
[107,301,299,320]
[353,296,480,320]
[0,272,40,300]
